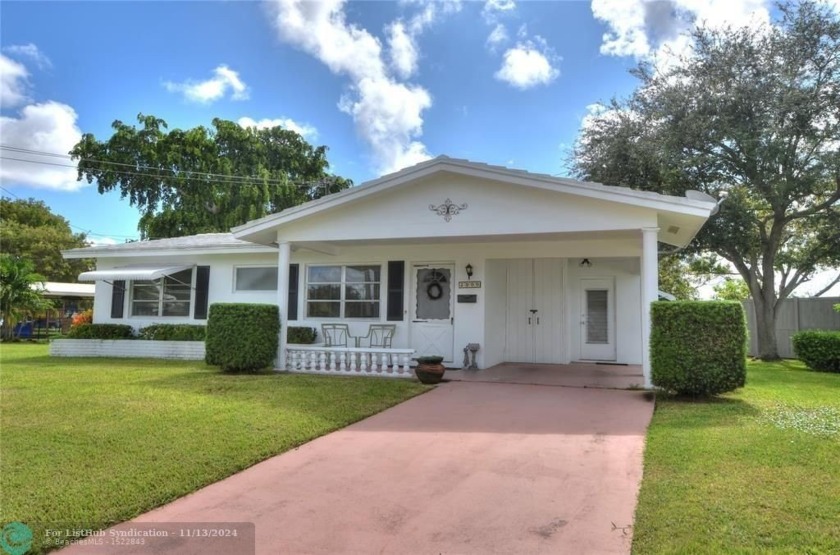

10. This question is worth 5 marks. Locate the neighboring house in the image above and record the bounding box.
[62,156,716,386]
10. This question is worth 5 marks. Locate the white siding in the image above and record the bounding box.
[566,257,642,364]
[88,240,646,369]
[92,253,278,330]
[274,174,658,243]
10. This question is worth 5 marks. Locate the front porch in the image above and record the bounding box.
[447,362,645,389]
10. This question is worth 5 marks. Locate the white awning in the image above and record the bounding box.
[78,264,194,282]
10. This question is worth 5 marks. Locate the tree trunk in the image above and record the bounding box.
[751,293,780,360]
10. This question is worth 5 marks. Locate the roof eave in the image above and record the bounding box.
[62,244,277,259]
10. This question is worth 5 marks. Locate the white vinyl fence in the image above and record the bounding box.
[742,297,840,358]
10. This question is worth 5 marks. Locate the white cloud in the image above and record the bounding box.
[386,21,419,78]
[86,236,120,247]
[495,39,559,89]
[580,102,609,133]
[267,0,455,174]
[338,76,432,173]
[0,101,84,191]
[164,65,249,104]
[0,54,29,108]
[592,0,771,62]
[486,23,509,51]
[386,1,462,79]
[3,43,52,69]
[483,0,516,23]
[237,116,318,140]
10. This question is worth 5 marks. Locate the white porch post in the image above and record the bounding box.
[276,238,291,370]
[640,227,659,388]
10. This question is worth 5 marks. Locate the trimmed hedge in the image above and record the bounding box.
[205,303,279,372]
[792,331,840,373]
[139,324,206,341]
[650,301,747,396]
[287,326,317,344]
[65,324,135,340]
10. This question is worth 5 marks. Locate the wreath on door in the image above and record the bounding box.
[424,269,447,300]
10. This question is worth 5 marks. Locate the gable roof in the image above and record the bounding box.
[232,156,716,246]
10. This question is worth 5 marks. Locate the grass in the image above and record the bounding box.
[633,359,840,554]
[0,343,428,553]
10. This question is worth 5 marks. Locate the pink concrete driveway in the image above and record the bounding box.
[63,382,653,554]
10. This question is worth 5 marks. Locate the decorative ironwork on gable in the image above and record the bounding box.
[429,199,468,222]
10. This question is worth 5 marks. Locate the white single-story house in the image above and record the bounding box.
[62,156,716,385]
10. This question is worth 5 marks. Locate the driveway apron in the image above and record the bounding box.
[61,381,653,554]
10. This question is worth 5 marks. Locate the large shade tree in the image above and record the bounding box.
[71,115,352,239]
[0,198,92,282]
[574,1,840,359]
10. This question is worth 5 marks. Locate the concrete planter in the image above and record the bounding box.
[50,339,205,360]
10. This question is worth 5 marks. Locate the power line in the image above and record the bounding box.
[0,186,20,198]
[0,156,342,193]
[1,184,140,239]
[0,144,342,189]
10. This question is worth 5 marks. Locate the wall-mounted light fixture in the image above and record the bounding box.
[465,263,474,279]
[579,258,592,268]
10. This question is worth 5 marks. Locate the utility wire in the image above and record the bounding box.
[0,185,20,198]
[0,144,343,189]
[1,184,140,239]
[0,155,343,194]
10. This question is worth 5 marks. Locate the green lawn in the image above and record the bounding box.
[633,360,840,554]
[0,343,428,554]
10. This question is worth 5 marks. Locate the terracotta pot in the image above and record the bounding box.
[415,365,445,384]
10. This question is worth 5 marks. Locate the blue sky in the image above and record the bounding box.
[0,0,826,257]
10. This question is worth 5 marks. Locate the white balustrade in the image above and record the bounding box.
[284,346,416,378]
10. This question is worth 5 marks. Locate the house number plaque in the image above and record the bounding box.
[458,281,481,289]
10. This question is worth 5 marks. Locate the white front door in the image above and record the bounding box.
[410,264,455,363]
[505,259,564,363]
[579,278,616,360]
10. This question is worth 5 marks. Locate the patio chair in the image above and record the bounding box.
[356,324,396,348]
[321,323,351,347]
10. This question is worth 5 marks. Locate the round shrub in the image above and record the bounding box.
[205,303,279,372]
[65,324,135,339]
[650,301,747,396]
[792,331,840,373]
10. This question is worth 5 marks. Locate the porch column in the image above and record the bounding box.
[276,237,291,370]
[640,227,659,388]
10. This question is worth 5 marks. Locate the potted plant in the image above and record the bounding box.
[414,355,446,384]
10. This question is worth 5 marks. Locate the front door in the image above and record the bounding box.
[505,259,564,363]
[579,278,616,360]
[410,264,454,363]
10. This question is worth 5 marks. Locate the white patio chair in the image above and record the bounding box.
[321,323,351,347]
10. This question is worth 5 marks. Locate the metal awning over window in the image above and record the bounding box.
[78,264,194,282]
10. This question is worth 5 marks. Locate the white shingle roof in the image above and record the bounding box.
[62,233,273,257]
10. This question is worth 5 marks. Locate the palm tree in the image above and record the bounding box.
[0,255,52,340]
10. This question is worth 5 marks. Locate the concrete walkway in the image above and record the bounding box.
[63,382,653,555]
[449,362,646,389]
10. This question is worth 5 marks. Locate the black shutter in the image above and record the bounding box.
[287,264,299,321]
[193,266,211,320]
[387,261,405,321]
[110,280,125,319]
